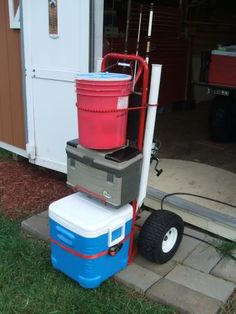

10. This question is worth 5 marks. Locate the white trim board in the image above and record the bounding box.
[0,141,27,157]
[29,156,67,174]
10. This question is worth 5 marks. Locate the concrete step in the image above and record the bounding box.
[146,186,236,240]
[146,159,236,241]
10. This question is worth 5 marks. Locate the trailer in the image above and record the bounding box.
[196,47,236,142]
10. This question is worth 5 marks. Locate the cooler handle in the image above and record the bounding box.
[108,220,126,247]
[56,225,75,247]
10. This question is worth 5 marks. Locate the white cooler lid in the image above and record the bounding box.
[49,192,133,238]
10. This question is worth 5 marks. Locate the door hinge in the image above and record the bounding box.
[26,144,36,160]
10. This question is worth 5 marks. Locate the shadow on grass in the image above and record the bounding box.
[0,216,175,314]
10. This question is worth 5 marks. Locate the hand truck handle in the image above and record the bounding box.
[101,53,148,90]
[101,53,149,152]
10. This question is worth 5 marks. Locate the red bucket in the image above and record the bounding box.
[76,73,132,149]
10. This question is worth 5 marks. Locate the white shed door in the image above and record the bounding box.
[22,0,90,172]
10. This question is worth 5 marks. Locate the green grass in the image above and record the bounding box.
[0,148,12,161]
[0,216,174,314]
[215,240,236,261]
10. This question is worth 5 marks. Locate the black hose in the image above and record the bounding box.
[160,192,236,261]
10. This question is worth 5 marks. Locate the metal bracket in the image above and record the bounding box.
[26,143,36,160]
[151,140,163,177]
[48,0,59,38]
[8,0,20,29]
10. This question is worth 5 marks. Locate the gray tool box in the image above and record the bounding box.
[66,139,143,207]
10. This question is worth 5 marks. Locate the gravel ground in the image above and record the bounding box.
[0,159,72,219]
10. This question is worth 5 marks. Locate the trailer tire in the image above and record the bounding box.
[138,210,184,264]
[209,96,235,142]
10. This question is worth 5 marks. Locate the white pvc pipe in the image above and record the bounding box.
[96,57,103,72]
[137,64,162,209]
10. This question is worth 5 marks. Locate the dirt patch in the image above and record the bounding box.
[0,159,72,219]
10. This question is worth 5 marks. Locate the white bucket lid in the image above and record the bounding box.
[49,192,133,238]
[76,72,132,81]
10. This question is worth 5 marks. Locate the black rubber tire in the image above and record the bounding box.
[208,96,235,142]
[138,210,184,264]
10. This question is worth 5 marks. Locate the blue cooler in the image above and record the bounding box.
[49,192,133,288]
